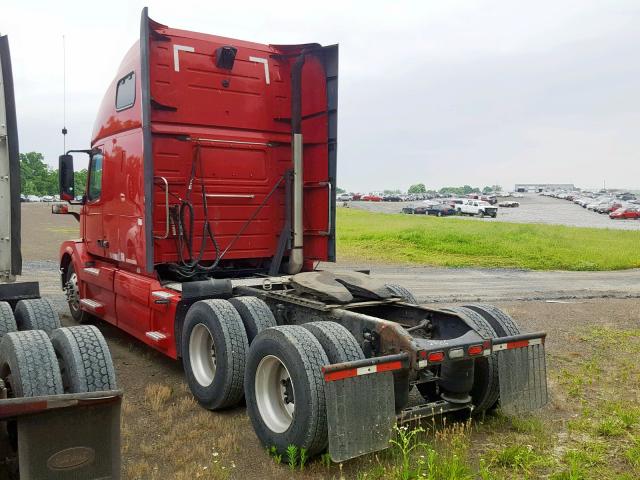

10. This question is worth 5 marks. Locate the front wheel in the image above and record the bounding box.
[65,264,92,324]
[245,325,329,456]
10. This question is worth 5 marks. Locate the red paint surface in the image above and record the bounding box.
[61,12,336,358]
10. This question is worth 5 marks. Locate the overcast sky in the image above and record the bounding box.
[3,0,639,192]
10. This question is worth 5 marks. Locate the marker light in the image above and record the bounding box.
[427,351,445,363]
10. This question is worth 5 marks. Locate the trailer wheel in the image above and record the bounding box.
[14,298,60,333]
[245,325,329,456]
[228,297,276,344]
[384,284,418,304]
[0,330,63,397]
[182,300,248,410]
[64,264,91,323]
[0,301,17,338]
[445,306,499,414]
[50,326,117,393]
[302,321,364,363]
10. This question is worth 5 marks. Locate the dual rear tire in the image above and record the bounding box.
[181,296,364,456]
[0,325,117,398]
[245,322,363,456]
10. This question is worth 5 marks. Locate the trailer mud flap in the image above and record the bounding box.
[323,353,407,462]
[6,391,122,480]
[493,333,548,415]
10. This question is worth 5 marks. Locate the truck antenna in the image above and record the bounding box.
[62,34,67,153]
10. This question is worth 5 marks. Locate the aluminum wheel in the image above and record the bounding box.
[255,355,295,433]
[189,323,216,387]
[65,272,80,314]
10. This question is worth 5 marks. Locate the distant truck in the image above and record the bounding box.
[456,199,498,218]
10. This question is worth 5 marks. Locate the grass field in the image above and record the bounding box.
[336,209,640,271]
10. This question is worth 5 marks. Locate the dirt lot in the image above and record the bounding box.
[16,202,640,479]
[349,194,640,230]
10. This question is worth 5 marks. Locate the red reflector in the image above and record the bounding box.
[427,351,445,362]
[506,340,529,350]
[377,360,403,373]
[323,368,357,382]
[468,344,483,356]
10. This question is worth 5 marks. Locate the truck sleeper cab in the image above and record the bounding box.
[57,9,548,462]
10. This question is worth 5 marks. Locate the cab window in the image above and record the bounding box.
[87,153,103,201]
[115,72,135,111]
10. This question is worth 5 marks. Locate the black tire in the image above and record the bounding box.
[385,283,418,304]
[462,304,521,337]
[182,299,249,410]
[50,326,117,393]
[228,297,276,344]
[0,330,63,397]
[65,263,92,324]
[14,298,61,333]
[302,321,364,363]
[245,325,329,456]
[0,302,17,338]
[445,306,499,414]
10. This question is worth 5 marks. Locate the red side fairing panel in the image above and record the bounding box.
[142,14,336,273]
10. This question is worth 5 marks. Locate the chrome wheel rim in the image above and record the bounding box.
[189,324,216,386]
[255,355,295,433]
[65,272,80,313]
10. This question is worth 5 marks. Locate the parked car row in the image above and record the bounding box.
[402,198,499,218]
[541,190,640,220]
[338,191,520,203]
[20,194,60,202]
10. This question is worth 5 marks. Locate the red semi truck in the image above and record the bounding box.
[56,8,548,462]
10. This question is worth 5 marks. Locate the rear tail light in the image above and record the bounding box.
[427,351,445,363]
[468,344,483,356]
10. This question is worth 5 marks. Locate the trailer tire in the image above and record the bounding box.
[245,325,329,456]
[302,321,364,363]
[50,325,117,393]
[384,284,418,304]
[14,298,60,333]
[445,306,499,415]
[182,300,248,410]
[462,304,521,337]
[228,297,276,344]
[0,330,63,397]
[0,302,17,338]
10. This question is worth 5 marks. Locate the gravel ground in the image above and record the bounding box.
[348,193,640,230]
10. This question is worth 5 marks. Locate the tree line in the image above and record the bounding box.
[19,152,87,197]
[408,183,502,195]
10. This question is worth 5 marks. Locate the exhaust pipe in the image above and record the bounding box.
[287,53,306,274]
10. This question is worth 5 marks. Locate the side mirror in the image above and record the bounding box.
[59,154,75,201]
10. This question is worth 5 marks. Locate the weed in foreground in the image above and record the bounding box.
[488,443,547,475]
[389,425,428,480]
[144,383,172,411]
[625,437,640,469]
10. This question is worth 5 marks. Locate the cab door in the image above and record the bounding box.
[85,148,106,257]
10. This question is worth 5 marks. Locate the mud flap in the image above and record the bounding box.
[325,371,396,463]
[494,334,548,414]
